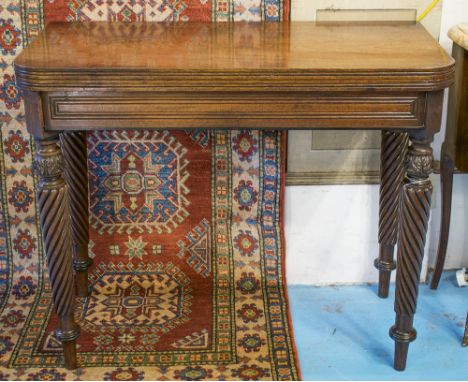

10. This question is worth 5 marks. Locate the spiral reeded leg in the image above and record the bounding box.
[375,131,408,298]
[390,137,433,371]
[34,136,79,370]
[60,132,91,297]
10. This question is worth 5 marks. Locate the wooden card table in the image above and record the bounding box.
[14,22,454,371]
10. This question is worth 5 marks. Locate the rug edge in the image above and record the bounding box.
[279,131,302,381]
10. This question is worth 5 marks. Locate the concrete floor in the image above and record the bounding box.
[288,272,467,380]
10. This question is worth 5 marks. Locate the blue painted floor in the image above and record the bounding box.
[288,272,467,380]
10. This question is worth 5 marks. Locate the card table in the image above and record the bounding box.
[14,21,454,371]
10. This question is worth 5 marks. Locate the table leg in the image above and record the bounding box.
[430,146,455,290]
[60,132,92,297]
[390,135,433,371]
[34,135,80,370]
[463,313,468,347]
[375,131,408,298]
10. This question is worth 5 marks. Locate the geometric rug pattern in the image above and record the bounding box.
[0,0,299,380]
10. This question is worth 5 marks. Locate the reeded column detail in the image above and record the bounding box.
[375,131,409,298]
[34,136,80,370]
[60,132,91,297]
[390,137,433,371]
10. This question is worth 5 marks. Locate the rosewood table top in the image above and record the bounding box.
[14,21,455,372]
[15,22,453,91]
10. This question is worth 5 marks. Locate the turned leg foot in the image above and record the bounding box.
[431,148,455,290]
[375,131,408,298]
[391,136,433,371]
[374,244,396,298]
[62,340,78,370]
[60,132,91,297]
[34,135,80,369]
[390,314,417,370]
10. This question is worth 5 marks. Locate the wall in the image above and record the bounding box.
[285,0,468,285]
[291,0,443,35]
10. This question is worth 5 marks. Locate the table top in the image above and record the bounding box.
[15,22,454,92]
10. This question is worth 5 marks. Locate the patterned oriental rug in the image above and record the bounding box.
[0,0,300,380]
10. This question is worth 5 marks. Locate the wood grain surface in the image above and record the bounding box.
[15,22,454,92]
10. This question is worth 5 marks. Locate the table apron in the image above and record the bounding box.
[42,91,427,131]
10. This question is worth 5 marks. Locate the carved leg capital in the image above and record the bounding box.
[405,138,433,181]
[376,131,408,298]
[34,135,79,370]
[391,136,433,371]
